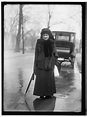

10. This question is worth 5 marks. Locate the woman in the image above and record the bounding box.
[33,28,58,99]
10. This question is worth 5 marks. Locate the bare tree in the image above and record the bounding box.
[21,5,25,54]
[4,5,19,50]
[15,5,23,52]
[47,5,55,29]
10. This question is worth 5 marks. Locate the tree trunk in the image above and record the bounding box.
[15,5,22,52]
[21,5,24,54]
[47,21,50,29]
[47,5,51,29]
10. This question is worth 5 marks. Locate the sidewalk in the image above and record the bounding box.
[4,50,81,112]
[25,60,81,112]
[76,53,82,73]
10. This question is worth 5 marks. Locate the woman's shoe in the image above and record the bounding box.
[45,96,52,99]
[40,96,44,99]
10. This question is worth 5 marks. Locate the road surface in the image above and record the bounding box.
[4,51,81,112]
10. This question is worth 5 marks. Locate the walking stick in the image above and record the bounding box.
[25,72,34,95]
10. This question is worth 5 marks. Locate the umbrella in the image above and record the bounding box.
[25,72,34,95]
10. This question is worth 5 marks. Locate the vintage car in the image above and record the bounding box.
[52,31,76,68]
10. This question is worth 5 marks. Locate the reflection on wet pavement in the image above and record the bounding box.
[18,68,24,93]
[55,64,75,96]
[33,96,56,111]
[4,55,81,112]
[54,96,81,112]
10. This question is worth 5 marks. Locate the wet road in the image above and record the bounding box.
[4,52,81,112]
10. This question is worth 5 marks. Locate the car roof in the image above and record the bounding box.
[52,31,76,34]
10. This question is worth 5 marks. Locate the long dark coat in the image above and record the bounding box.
[33,39,58,97]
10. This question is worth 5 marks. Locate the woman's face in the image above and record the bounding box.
[42,33,49,40]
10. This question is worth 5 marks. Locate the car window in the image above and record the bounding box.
[56,35,69,41]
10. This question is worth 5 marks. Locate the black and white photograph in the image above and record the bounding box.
[2,2,85,115]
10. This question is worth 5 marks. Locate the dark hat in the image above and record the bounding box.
[41,28,54,40]
[41,28,52,35]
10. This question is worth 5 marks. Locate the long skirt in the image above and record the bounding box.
[33,69,56,96]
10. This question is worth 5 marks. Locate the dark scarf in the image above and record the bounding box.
[43,39,53,57]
